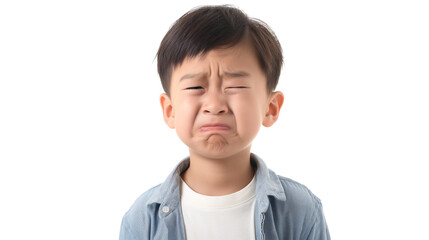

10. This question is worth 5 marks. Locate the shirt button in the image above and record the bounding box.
[162,206,170,213]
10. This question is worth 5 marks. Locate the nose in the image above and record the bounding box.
[202,90,228,115]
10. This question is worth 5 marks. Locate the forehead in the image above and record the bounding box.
[171,38,262,81]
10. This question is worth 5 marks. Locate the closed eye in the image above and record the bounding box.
[185,86,204,90]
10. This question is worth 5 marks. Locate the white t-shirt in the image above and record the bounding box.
[180,176,256,240]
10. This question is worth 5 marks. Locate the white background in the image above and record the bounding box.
[1,0,428,239]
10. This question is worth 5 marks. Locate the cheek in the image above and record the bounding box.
[174,98,200,135]
[231,95,264,138]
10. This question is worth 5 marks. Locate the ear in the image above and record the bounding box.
[263,91,284,127]
[160,93,175,129]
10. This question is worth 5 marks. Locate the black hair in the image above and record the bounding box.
[157,5,283,95]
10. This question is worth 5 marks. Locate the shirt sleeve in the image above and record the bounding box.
[306,201,331,240]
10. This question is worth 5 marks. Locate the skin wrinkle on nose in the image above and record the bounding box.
[209,59,218,87]
[202,59,228,115]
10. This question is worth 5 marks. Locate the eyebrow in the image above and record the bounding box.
[179,71,250,81]
[223,71,250,78]
[180,73,206,81]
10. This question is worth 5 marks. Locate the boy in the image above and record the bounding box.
[120,5,330,240]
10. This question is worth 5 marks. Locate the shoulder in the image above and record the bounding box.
[278,175,322,208]
[266,173,324,221]
[120,159,186,239]
[122,184,162,221]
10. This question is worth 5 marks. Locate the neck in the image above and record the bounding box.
[181,149,255,196]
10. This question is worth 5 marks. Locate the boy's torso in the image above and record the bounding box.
[119,153,330,240]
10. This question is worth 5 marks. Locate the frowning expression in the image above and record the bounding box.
[160,38,282,159]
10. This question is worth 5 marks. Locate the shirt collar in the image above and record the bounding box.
[147,153,286,218]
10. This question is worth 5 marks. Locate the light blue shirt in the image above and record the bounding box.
[119,153,330,240]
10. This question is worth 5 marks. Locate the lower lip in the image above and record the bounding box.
[200,126,230,132]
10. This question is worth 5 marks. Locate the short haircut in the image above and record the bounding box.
[157,5,283,95]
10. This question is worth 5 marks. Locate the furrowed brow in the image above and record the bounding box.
[179,71,249,81]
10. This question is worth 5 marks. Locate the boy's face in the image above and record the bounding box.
[160,37,283,160]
